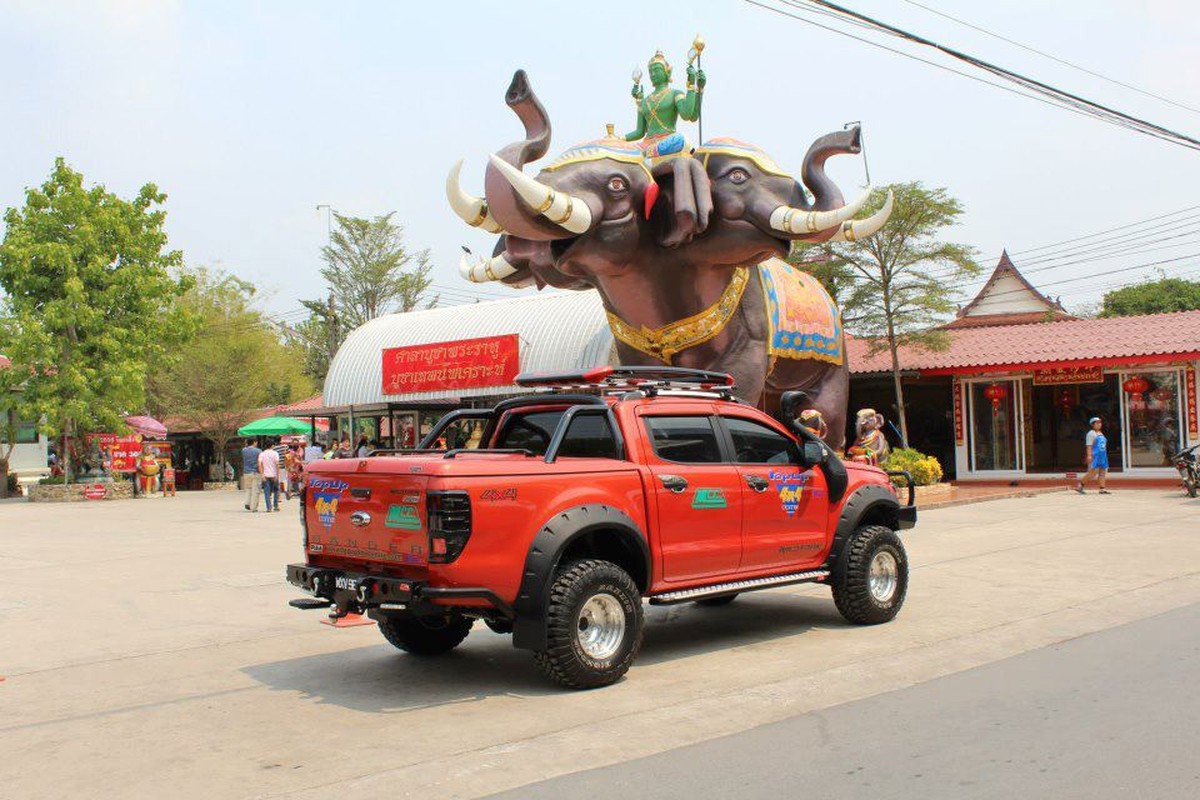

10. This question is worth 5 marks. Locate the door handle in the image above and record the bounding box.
[745,475,769,493]
[659,474,688,493]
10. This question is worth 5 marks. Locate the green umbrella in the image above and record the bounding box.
[237,416,314,437]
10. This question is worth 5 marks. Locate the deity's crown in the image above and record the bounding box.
[648,50,672,75]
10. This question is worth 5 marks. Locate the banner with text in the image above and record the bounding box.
[383,334,520,395]
[1032,365,1104,385]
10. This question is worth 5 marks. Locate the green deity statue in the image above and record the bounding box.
[625,45,706,165]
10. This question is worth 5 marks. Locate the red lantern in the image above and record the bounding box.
[983,383,1009,414]
[1057,387,1076,413]
[1122,376,1149,395]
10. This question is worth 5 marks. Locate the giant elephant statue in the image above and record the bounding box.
[447,71,892,449]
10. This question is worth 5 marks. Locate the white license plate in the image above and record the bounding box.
[334,576,358,591]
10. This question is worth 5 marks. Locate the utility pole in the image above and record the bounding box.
[327,293,338,363]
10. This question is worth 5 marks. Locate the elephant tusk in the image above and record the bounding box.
[447,159,504,233]
[768,187,872,235]
[459,250,518,283]
[487,154,593,235]
[828,190,895,243]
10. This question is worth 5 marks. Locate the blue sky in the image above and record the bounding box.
[3,0,1199,320]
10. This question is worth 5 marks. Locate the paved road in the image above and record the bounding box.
[488,602,1200,800]
[1,489,1198,799]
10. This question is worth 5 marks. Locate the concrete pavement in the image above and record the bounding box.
[487,601,1200,800]
[1,488,1198,799]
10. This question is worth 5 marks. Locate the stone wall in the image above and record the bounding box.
[202,481,239,491]
[28,481,135,503]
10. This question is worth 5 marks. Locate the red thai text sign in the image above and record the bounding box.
[1186,365,1198,438]
[109,435,143,473]
[1032,366,1104,385]
[953,379,965,445]
[382,335,520,394]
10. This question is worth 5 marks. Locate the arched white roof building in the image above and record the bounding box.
[323,290,613,407]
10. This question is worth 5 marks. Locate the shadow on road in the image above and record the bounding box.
[242,589,851,712]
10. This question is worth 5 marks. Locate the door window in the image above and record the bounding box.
[644,416,721,464]
[970,380,1019,471]
[1126,371,1183,468]
[724,417,801,465]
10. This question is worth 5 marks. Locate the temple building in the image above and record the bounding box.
[848,252,1200,483]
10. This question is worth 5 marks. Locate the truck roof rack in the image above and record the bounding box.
[514,366,738,400]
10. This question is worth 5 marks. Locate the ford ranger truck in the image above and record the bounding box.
[287,366,916,689]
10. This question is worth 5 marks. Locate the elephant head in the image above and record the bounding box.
[689,131,893,267]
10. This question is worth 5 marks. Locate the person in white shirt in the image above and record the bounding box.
[258,445,281,512]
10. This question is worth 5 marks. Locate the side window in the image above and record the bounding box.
[644,416,722,464]
[556,413,620,459]
[725,417,801,465]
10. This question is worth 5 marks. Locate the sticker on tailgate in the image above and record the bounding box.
[386,504,423,531]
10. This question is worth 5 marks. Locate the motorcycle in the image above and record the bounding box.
[1172,443,1199,498]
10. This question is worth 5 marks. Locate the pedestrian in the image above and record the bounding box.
[1076,416,1111,495]
[258,443,281,511]
[356,434,370,458]
[286,442,304,499]
[242,438,262,512]
[304,438,323,464]
[339,436,353,458]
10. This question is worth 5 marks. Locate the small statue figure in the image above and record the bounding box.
[796,408,829,441]
[626,47,705,167]
[848,409,890,467]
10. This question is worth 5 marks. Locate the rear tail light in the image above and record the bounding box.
[427,490,471,563]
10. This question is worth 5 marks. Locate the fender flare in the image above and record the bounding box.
[825,484,900,581]
[511,504,650,651]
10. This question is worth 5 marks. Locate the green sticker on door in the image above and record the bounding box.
[386,504,423,530]
[692,488,728,509]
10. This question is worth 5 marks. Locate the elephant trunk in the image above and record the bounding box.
[484,71,575,240]
[800,126,862,211]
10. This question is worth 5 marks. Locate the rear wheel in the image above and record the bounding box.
[1185,475,1198,498]
[534,559,644,689]
[832,524,908,625]
[696,593,738,607]
[378,613,473,656]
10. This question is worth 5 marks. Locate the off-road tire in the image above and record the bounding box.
[832,524,908,625]
[533,559,644,690]
[377,614,473,656]
[696,594,738,607]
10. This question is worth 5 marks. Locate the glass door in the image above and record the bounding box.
[1121,370,1183,469]
[968,379,1022,472]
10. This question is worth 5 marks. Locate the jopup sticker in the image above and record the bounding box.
[769,470,811,516]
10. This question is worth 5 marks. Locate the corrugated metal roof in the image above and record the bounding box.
[323,291,614,405]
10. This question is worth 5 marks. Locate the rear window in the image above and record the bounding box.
[644,416,721,464]
[494,410,565,456]
[557,413,619,459]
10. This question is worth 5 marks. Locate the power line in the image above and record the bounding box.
[755,0,1200,152]
[899,0,1200,118]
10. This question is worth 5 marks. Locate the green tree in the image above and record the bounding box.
[0,353,22,497]
[1100,274,1200,317]
[0,159,193,482]
[296,212,433,386]
[797,182,981,444]
[150,267,313,477]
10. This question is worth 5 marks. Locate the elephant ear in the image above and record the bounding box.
[652,157,713,248]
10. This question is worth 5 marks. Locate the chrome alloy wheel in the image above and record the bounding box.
[576,592,626,660]
[868,550,899,603]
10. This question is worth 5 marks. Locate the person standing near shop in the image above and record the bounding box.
[242,438,262,512]
[1076,416,1111,494]
[258,443,281,512]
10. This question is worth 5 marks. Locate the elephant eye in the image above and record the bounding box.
[607,176,628,193]
[728,168,750,184]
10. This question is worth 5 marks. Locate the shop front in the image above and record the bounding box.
[945,363,1197,480]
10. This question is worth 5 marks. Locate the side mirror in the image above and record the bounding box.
[802,441,829,467]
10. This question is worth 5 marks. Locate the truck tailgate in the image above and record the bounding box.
[306,473,430,569]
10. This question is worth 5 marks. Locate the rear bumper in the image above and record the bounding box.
[286,563,513,618]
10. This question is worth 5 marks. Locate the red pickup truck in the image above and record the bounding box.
[287,367,915,689]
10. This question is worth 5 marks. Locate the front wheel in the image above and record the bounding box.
[533,559,644,689]
[378,613,473,656]
[832,524,909,625]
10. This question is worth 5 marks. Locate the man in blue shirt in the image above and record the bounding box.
[242,438,263,511]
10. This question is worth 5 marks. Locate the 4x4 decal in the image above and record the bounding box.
[692,488,728,509]
[769,470,811,516]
